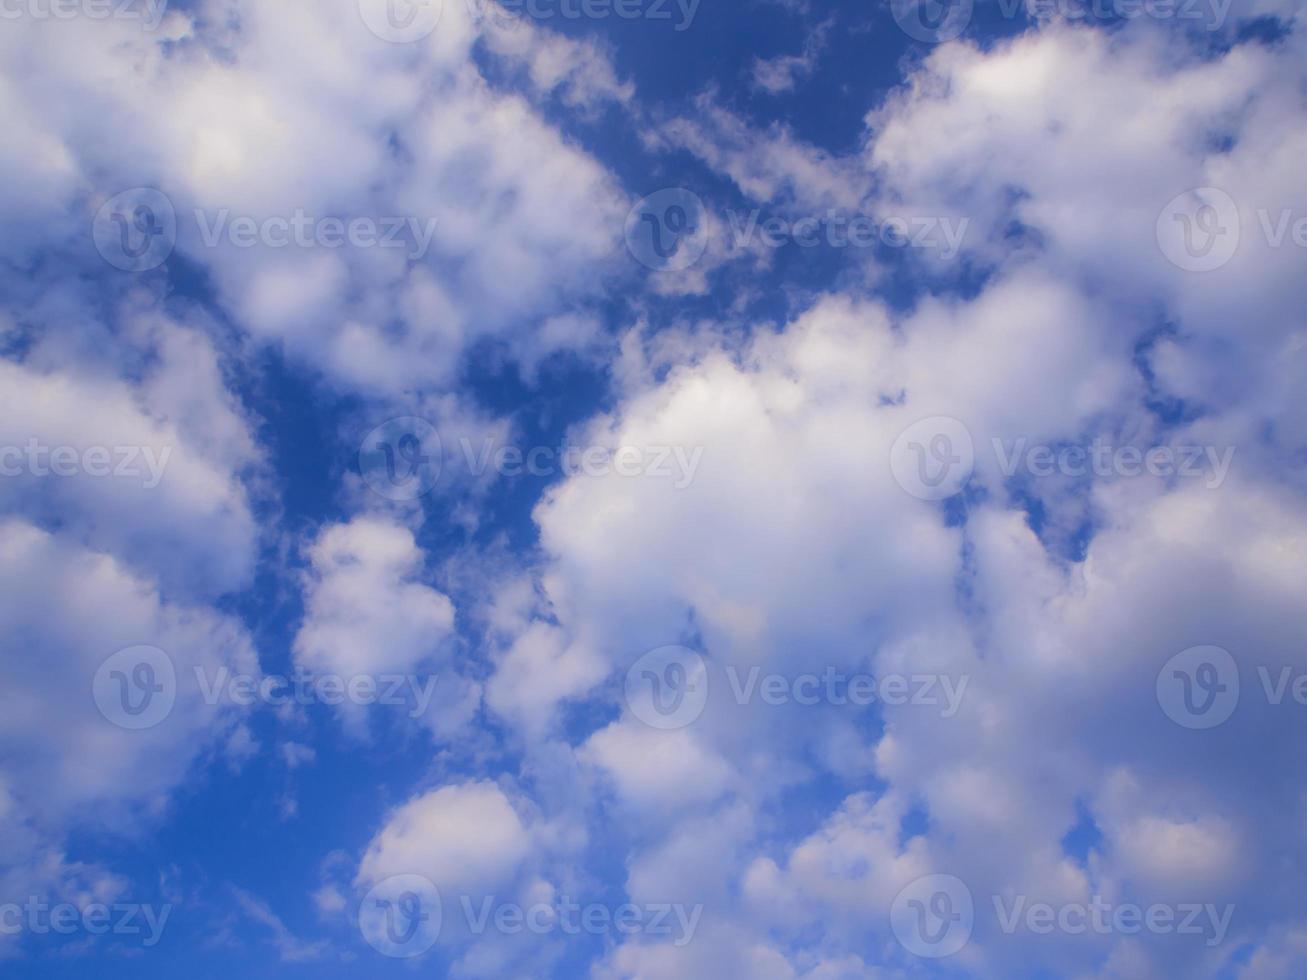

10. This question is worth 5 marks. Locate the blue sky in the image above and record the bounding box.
[1,0,1305,977]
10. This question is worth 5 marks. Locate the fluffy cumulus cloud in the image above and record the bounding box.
[0,0,632,953]
[0,0,631,407]
[0,313,261,597]
[0,519,258,917]
[357,781,532,897]
[465,12,1307,980]
[293,516,459,731]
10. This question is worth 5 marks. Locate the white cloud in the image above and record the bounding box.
[293,516,455,729]
[0,518,258,905]
[486,18,1307,966]
[0,319,260,598]
[356,780,531,897]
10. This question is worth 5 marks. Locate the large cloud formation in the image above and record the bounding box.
[462,14,1307,980]
[3,0,1306,977]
